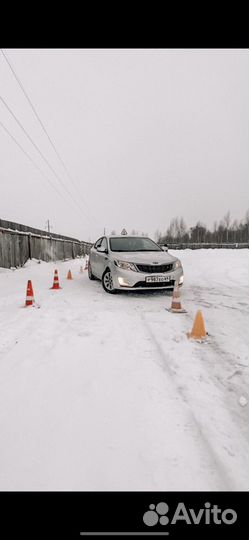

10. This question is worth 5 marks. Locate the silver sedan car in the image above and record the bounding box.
[88,235,184,294]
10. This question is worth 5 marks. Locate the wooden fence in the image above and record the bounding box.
[0,219,93,269]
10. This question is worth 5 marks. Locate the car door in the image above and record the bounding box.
[95,236,108,278]
[90,237,103,275]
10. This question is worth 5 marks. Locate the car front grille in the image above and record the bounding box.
[136,263,173,273]
[133,280,175,289]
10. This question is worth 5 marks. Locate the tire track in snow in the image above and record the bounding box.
[186,282,249,432]
[140,311,235,491]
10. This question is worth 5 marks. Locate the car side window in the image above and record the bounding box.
[101,237,108,251]
[94,237,103,248]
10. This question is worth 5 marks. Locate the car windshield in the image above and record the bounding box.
[109,237,162,252]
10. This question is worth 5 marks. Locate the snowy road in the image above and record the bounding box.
[0,250,248,490]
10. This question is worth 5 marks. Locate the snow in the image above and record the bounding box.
[239,396,248,407]
[0,249,248,491]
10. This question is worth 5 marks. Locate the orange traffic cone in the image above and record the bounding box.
[166,281,187,313]
[67,269,73,280]
[84,259,88,270]
[25,280,35,307]
[187,310,208,340]
[50,269,62,289]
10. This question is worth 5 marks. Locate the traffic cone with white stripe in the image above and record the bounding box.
[25,280,35,307]
[50,269,62,289]
[84,259,88,270]
[166,280,187,313]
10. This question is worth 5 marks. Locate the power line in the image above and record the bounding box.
[1,48,94,216]
[0,95,67,189]
[0,119,69,203]
[0,94,96,225]
[0,118,98,224]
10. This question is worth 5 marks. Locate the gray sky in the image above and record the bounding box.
[0,49,248,242]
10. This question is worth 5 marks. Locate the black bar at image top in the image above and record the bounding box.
[1,3,249,48]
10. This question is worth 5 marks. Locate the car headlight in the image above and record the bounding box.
[173,259,182,270]
[114,260,137,271]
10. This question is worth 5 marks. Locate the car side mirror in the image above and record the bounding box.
[97,246,108,253]
[161,245,168,252]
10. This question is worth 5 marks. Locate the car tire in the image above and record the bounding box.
[102,268,117,294]
[88,261,96,280]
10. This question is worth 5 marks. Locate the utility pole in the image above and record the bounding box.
[45,219,52,235]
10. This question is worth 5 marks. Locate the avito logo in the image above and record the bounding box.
[143,502,237,527]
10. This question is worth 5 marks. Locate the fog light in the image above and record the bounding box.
[118,277,131,287]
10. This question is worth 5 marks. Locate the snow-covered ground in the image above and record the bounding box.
[0,250,248,491]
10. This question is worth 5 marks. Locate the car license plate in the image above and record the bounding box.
[145,275,171,283]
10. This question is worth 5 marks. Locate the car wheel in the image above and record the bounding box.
[102,268,117,294]
[88,261,96,280]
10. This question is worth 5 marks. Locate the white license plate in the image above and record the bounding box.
[145,275,171,283]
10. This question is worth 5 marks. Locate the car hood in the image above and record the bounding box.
[110,251,177,264]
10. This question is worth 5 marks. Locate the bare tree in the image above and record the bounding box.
[245,210,249,242]
[231,219,239,243]
[154,229,161,242]
[179,217,187,240]
[223,211,231,243]
[168,217,180,240]
[213,221,218,243]
[218,220,225,243]
[238,220,244,243]
[190,221,206,242]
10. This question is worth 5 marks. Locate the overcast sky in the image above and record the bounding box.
[0,49,248,242]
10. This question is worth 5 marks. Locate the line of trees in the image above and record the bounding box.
[155,210,249,244]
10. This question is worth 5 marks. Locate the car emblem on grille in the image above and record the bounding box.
[153,262,159,264]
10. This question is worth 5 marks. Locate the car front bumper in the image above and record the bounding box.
[111,265,184,291]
